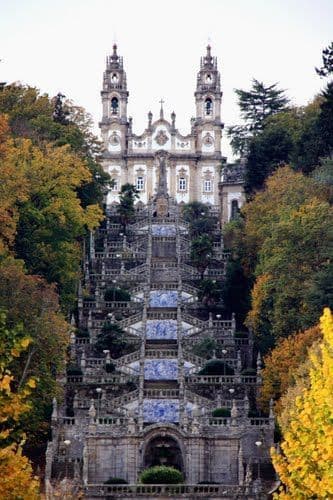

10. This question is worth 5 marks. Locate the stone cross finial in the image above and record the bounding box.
[159,99,164,119]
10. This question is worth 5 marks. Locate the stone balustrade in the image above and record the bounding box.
[186,375,259,385]
[84,483,253,497]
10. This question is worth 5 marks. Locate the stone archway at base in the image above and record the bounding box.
[143,435,184,472]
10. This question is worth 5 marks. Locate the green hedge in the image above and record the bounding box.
[139,465,184,484]
[198,359,234,375]
[104,477,128,484]
[212,407,231,417]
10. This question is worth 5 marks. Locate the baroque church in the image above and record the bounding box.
[45,46,276,499]
[100,44,245,222]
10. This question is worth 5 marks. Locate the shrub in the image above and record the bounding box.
[66,364,82,375]
[76,327,89,338]
[105,362,115,373]
[212,407,231,417]
[139,465,184,484]
[104,287,130,302]
[241,368,257,375]
[198,359,234,375]
[104,477,128,484]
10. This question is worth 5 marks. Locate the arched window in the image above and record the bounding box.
[205,98,213,116]
[179,178,186,191]
[111,97,119,114]
[231,199,239,220]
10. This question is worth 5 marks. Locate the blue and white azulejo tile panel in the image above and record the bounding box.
[149,290,178,308]
[151,225,176,237]
[143,399,179,422]
[144,359,178,380]
[146,320,177,340]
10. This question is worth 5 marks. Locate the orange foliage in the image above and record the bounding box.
[260,325,321,413]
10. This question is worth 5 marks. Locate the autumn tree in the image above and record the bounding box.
[260,325,321,413]
[12,140,103,308]
[272,308,333,498]
[0,259,69,462]
[0,309,40,499]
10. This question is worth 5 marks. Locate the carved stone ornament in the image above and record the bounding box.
[109,131,120,146]
[203,132,214,147]
[154,130,169,146]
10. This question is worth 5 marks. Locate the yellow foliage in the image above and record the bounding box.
[272,308,333,498]
[0,311,40,497]
[0,444,40,499]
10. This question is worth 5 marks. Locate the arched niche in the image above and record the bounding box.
[143,434,184,472]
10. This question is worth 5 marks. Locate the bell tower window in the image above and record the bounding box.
[111,73,118,83]
[205,98,213,116]
[111,97,119,115]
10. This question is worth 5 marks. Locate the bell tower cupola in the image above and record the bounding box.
[101,44,129,123]
[195,45,222,122]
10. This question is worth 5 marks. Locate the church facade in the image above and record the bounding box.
[99,44,244,219]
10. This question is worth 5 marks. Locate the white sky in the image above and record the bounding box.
[1,0,332,160]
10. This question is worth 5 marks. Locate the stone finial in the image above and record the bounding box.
[256,352,262,373]
[231,399,238,419]
[237,350,242,371]
[70,314,76,327]
[88,399,96,420]
[128,116,133,133]
[269,398,275,420]
[148,111,153,127]
[244,392,250,415]
[231,312,236,330]
[70,331,76,345]
[51,397,58,420]
[80,351,86,369]
[171,111,176,128]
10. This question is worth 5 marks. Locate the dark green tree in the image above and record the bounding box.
[117,183,139,230]
[197,279,221,308]
[227,79,289,156]
[316,42,333,78]
[182,201,208,222]
[52,92,69,125]
[95,322,134,358]
[190,235,213,279]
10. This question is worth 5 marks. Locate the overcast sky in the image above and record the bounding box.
[1,0,332,160]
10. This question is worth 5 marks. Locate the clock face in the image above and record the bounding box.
[109,131,120,146]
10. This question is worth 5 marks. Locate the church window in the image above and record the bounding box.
[206,74,212,83]
[111,97,119,114]
[111,179,119,191]
[111,73,118,82]
[179,177,186,191]
[204,179,212,192]
[231,199,239,219]
[205,98,213,116]
[136,176,144,191]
